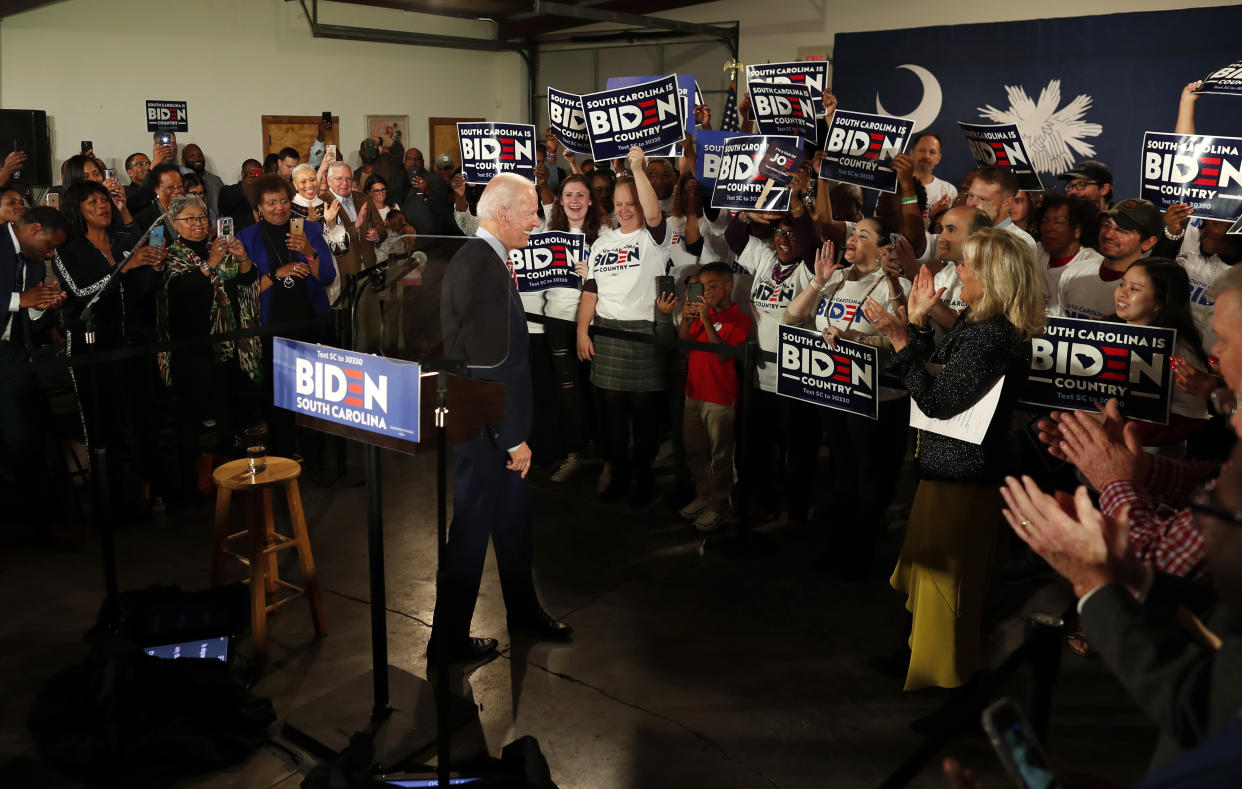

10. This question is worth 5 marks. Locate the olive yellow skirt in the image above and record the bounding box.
[890,479,1003,691]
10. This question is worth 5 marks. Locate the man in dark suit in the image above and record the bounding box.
[1002,442,1242,774]
[1,207,69,527]
[428,172,573,663]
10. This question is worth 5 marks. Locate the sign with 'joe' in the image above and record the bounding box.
[457,122,536,186]
[776,325,878,419]
[1020,316,1174,425]
[273,338,421,442]
[958,122,1044,192]
[818,109,914,193]
[710,135,804,212]
[146,100,188,132]
[509,231,586,293]
[1140,131,1242,223]
[581,75,684,162]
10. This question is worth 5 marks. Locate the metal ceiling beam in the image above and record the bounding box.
[0,0,60,17]
[296,0,527,52]
[524,0,733,41]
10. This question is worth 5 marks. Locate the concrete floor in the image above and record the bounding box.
[1,443,1157,789]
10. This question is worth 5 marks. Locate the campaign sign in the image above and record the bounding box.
[1230,214,1242,235]
[819,109,915,193]
[748,80,819,144]
[605,74,698,142]
[696,130,744,193]
[547,88,590,155]
[1195,60,1242,97]
[509,231,585,293]
[146,100,188,132]
[746,61,831,116]
[710,135,803,212]
[457,123,536,186]
[776,325,878,419]
[1140,131,1242,222]
[1020,317,1174,425]
[584,75,684,161]
[958,122,1044,191]
[273,338,421,443]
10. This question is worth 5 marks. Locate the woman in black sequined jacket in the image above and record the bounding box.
[860,227,1045,692]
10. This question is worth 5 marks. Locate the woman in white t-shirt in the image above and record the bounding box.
[1111,257,1211,451]
[577,147,677,504]
[539,174,603,484]
[784,215,912,576]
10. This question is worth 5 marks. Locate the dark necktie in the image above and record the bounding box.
[14,254,33,350]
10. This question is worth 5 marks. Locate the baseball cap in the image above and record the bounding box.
[434,153,455,169]
[1100,198,1163,238]
[1057,159,1113,185]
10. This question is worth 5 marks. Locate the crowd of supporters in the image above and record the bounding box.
[2,75,1242,786]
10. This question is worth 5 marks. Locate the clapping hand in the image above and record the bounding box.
[906,264,945,327]
[862,296,908,350]
[1042,402,1149,490]
[1172,355,1219,398]
[19,282,65,310]
[1001,476,1145,598]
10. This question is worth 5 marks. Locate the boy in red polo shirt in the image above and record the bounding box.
[677,262,752,532]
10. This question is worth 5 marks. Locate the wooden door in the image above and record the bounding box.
[428,116,484,171]
[261,115,340,160]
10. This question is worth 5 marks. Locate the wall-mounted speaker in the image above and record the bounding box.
[0,109,52,186]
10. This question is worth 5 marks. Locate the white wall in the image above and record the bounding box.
[658,0,1242,70]
[0,0,527,181]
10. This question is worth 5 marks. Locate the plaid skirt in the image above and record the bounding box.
[590,317,666,392]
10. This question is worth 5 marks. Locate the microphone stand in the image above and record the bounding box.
[79,209,167,599]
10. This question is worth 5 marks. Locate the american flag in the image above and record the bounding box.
[720,78,741,132]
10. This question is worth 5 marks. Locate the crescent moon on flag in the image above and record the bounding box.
[876,64,943,133]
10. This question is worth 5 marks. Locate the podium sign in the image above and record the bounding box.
[273,338,421,444]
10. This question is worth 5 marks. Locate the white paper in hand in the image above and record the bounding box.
[909,374,1005,446]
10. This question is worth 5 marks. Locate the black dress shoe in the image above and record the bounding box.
[508,608,574,640]
[426,636,499,663]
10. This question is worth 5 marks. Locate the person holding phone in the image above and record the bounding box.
[133,162,185,239]
[676,263,751,532]
[158,194,261,499]
[576,146,676,505]
[239,174,334,456]
[56,181,167,504]
[238,174,333,326]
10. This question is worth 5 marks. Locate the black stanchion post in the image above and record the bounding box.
[732,341,757,537]
[434,372,451,788]
[364,441,389,716]
[83,320,118,600]
[1019,613,1065,743]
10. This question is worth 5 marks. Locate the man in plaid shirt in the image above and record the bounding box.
[1034,265,1242,581]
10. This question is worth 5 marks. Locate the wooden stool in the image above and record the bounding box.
[211,456,327,663]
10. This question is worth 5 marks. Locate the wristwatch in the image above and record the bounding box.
[268,270,294,289]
